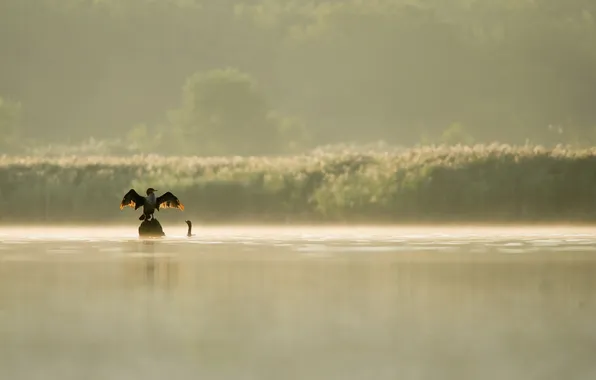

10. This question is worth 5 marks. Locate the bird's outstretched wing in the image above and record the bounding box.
[156,192,185,211]
[120,189,145,210]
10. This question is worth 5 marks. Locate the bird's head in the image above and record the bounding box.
[185,220,192,226]
[146,188,157,195]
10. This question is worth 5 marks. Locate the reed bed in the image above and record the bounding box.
[2,144,596,224]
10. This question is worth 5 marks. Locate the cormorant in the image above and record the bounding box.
[185,220,195,237]
[120,187,185,221]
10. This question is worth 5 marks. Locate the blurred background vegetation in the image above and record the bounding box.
[2,0,596,156]
[2,0,596,223]
[3,145,596,224]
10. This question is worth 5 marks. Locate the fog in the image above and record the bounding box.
[2,1,596,378]
[1,227,596,379]
[2,0,596,155]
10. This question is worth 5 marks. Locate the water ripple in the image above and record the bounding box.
[1,226,596,261]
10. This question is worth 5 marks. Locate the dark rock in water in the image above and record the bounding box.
[138,218,165,237]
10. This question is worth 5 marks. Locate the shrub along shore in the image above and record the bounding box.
[1,144,596,225]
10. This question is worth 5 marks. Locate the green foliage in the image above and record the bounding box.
[269,111,313,153]
[126,123,162,153]
[3,144,596,224]
[3,0,596,149]
[0,97,22,150]
[441,123,475,145]
[22,137,133,156]
[168,68,304,155]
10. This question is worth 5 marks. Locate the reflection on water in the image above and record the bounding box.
[1,226,596,380]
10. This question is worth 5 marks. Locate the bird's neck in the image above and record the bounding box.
[147,193,156,203]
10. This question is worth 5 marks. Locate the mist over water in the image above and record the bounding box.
[1,226,596,380]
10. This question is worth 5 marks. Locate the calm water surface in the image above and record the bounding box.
[1,225,596,380]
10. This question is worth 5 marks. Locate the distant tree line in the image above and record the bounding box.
[2,0,596,155]
[3,145,596,224]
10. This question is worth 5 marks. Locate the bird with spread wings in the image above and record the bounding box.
[120,187,185,221]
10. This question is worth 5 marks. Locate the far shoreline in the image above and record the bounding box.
[1,220,596,229]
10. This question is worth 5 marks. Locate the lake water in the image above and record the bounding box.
[1,225,596,380]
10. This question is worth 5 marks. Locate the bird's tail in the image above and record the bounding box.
[139,214,146,221]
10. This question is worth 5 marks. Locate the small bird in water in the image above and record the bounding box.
[120,187,184,221]
[185,220,195,237]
